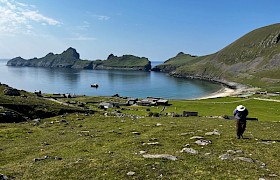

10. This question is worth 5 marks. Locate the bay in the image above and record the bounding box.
[0,60,221,99]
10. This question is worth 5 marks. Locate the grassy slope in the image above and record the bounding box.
[153,53,200,72]
[0,84,89,121]
[102,55,150,67]
[1,94,280,179]
[163,23,280,89]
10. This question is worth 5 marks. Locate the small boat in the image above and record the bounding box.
[91,83,99,88]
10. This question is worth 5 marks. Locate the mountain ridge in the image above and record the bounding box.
[7,47,151,71]
[152,23,280,91]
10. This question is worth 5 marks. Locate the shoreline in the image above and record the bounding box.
[195,82,258,100]
[196,86,239,100]
[168,72,257,100]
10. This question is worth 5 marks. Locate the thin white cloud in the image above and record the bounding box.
[96,15,110,21]
[76,21,91,31]
[86,12,110,21]
[68,33,96,41]
[22,10,60,26]
[0,0,61,35]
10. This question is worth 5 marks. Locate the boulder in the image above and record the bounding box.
[3,87,20,96]
[143,154,178,161]
[180,148,198,154]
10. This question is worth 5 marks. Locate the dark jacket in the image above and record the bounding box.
[233,109,248,121]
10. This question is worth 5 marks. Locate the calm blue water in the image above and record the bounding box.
[0,60,221,99]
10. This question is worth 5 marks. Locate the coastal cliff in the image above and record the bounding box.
[7,48,151,71]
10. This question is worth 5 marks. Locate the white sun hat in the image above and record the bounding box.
[236,105,246,111]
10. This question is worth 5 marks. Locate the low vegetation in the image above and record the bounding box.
[1,84,280,179]
[153,23,280,90]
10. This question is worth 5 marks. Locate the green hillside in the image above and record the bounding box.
[152,52,199,72]
[155,23,280,91]
[7,49,151,71]
[1,84,280,179]
[95,54,151,70]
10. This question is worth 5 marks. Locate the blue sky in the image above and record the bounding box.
[1,0,280,61]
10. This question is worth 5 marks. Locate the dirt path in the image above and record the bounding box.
[253,97,280,102]
[44,98,78,107]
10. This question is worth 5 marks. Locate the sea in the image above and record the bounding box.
[0,60,221,99]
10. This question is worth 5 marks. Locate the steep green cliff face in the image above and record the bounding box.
[154,23,280,90]
[152,52,199,73]
[7,48,151,71]
[7,47,92,69]
[93,54,151,71]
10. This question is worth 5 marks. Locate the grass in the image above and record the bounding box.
[1,114,279,179]
[0,84,90,121]
[103,55,149,67]
[1,90,280,179]
[157,23,280,90]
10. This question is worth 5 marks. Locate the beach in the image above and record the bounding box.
[196,82,253,100]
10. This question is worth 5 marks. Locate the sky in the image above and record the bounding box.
[1,0,280,61]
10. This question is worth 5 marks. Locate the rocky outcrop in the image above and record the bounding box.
[0,106,27,123]
[7,48,151,71]
[3,87,21,96]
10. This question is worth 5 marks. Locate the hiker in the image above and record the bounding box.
[233,105,249,139]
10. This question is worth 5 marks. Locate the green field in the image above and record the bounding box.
[1,86,280,179]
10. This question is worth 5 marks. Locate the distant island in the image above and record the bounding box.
[7,47,151,71]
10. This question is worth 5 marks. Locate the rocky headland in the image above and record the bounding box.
[152,23,280,92]
[7,47,151,71]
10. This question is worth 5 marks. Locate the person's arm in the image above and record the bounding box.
[233,109,237,116]
[245,109,248,116]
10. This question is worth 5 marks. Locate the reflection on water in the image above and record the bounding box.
[0,60,221,99]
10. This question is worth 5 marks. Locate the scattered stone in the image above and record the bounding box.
[80,131,90,136]
[33,155,61,162]
[41,142,50,146]
[227,150,243,154]
[142,142,160,146]
[180,148,198,154]
[205,129,221,136]
[0,174,8,180]
[43,155,50,159]
[32,118,41,126]
[269,174,278,177]
[219,154,232,160]
[34,158,41,162]
[143,154,178,161]
[184,144,190,147]
[54,156,62,160]
[257,141,276,145]
[204,153,211,156]
[190,136,204,140]
[127,171,135,176]
[75,158,83,163]
[139,151,147,154]
[180,132,194,136]
[156,123,163,126]
[234,157,254,163]
[195,139,212,146]
[255,160,266,168]
[132,132,141,135]
[60,119,68,123]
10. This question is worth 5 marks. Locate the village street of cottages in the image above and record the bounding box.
[1,86,280,179]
